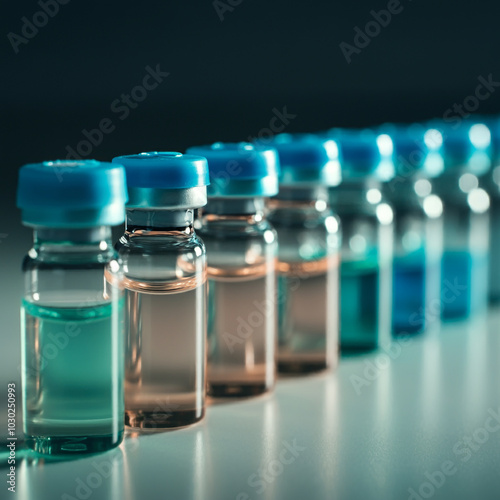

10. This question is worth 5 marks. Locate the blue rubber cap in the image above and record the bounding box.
[429,120,491,175]
[381,123,444,178]
[259,133,341,186]
[186,143,279,197]
[112,152,209,189]
[326,128,395,181]
[465,115,500,162]
[17,160,128,228]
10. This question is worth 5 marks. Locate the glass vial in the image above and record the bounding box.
[479,116,500,303]
[188,143,278,398]
[265,134,341,374]
[382,125,444,335]
[113,152,209,428]
[17,160,128,455]
[431,122,491,320]
[328,130,394,351]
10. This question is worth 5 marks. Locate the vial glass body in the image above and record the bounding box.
[21,227,124,455]
[197,199,277,398]
[267,189,340,374]
[330,181,393,351]
[116,209,207,429]
[433,172,490,319]
[384,177,443,335]
[481,165,500,303]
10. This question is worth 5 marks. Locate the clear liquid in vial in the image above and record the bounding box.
[124,277,206,428]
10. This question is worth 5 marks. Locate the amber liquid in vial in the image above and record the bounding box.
[276,256,338,374]
[124,275,206,428]
[207,263,275,398]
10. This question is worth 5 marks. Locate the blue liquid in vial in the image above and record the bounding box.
[21,300,124,454]
[340,259,379,351]
[440,251,472,320]
[489,203,500,303]
[392,252,426,335]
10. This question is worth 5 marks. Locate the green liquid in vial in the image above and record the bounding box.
[340,259,379,351]
[21,300,124,455]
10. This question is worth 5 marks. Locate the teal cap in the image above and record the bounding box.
[186,142,280,198]
[429,120,491,175]
[260,133,341,186]
[326,128,395,181]
[17,160,128,228]
[112,152,209,209]
[464,115,500,163]
[112,151,209,189]
[380,123,444,178]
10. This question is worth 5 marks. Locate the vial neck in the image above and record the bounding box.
[433,169,480,197]
[34,226,112,245]
[125,208,194,231]
[328,178,382,206]
[384,176,421,202]
[203,198,264,216]
[32,226,113,256]
[273,185,328,204]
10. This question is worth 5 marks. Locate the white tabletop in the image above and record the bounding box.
[6,308,500,500]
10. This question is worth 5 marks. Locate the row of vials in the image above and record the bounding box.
[16,116,499,455]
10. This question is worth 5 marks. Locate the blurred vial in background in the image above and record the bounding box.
[113,152,209,428]
[264,134,341,374]
[382,124,444,335]
[17,160,127,454]
[475,116,500,303]
[188,143,278,398]
[327,129,394,352]
[430,122,491,319]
